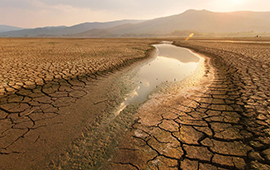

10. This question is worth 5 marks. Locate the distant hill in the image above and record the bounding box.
[0,25,22,33]
[1,10,270,37]
[106,10,270,36]
[70,29,113,38]
[0,20,143,37]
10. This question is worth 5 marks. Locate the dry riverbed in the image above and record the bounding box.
[1,38,270,170]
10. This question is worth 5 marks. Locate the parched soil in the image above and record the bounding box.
[1,38,270,170]
[0,38,156,96]
[108,40,270,169]
[0,38,156,169]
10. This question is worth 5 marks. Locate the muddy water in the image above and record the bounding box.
[116,43,201,114]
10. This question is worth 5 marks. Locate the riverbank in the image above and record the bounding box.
[174,40,270,169]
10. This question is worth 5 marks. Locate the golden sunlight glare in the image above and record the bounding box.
[185,33,194,41]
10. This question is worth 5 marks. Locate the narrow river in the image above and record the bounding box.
[116,42,201,115]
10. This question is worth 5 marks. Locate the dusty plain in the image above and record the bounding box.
[0,37,270,170]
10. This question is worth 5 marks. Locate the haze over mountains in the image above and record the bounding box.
[0,25,22,33]
[1,9,270,37]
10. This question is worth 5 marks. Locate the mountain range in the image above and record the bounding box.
[1,9,270,37]
[0,25,22,33]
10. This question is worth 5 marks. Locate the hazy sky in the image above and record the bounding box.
[1,0,269,28]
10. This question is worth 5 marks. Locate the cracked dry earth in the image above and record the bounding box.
[0,38,155,169]
[108,40,270,170]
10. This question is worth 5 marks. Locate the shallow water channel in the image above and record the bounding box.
[116,42,201,114]
[57,42,204,169]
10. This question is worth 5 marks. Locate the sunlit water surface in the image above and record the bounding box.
[116,43,201,115]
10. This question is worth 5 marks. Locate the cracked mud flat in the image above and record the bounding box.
[106,39,270,170]
[0,38,156,169]
[1,38,270,170]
